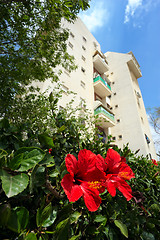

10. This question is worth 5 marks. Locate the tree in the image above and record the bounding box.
[0,0,90,116]
[149,107,160,135]
[148,107,160,157]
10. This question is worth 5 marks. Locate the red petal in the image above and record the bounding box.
[81,182,102,212]
[96,154,107,173]
[152,159,158,166]
[118,162,135,180]
[61,174,83,202]
[105,149,121,171]
[65,154,78,176]
[105,179,117,197]
[117,179,133,201]
[77,149,97,174]
[121,156,126,163]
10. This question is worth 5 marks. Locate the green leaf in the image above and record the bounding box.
[56,219,70,240]
[57,125,66,133]
[0,204,11,227]
[56,218,69,232]
[9,153,24,170]
[70,211,81,224]
[140,231,155,240]
[1,170,29,198]
[114,220,128,238]
[0,149,8,167]
[39,153,55,166]
[38,134,54,148]
[9,148,45,171]
[150,203,160,214]
[7,210,20,233]
[42,209,57,227]
[0,149,8,158]
[69,234,81,240]
[49,92,54,103]
[94,215,107,223]
[19,149,45,171]
[49,168,59,178]
[30,166,46,193]
[36,203,52,227]
[103,226,109,238]
[14,207,29,230]
[25,232,37,240]
[29,164,40,194]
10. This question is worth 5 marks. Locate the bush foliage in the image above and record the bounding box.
[0,96,160,240]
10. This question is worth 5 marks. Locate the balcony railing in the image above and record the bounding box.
[94,105,115,128]
[95,106,114,121]
[93,76,111,90]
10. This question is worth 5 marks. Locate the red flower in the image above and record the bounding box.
[61,149,105,212]
[152,159,158,166]
[49,148,52,154]
[96,149,135,201]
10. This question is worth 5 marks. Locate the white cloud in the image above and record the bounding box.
[79,1,109,33]
[124,0,143,23]
[124,0,160,24]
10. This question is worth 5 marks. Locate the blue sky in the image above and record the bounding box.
[79,0,160,110]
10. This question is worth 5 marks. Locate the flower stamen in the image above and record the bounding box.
[88,181,102,189]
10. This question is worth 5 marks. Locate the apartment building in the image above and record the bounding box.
[38,17,157,159]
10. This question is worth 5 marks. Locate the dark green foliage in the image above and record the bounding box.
[0,108,160,239]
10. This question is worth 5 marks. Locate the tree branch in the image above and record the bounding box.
[45,180,64,199]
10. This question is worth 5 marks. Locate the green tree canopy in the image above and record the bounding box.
[0,0,90,116]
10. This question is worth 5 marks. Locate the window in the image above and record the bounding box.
[83,36,87,42]
[81,67,86,73]
[68,42,73,49]
[137,98,141,108]
[64,68,70,76]
[80,81,85,89]
[70,32,75,38]
[145,134,150,144]
[82,55,86,61]
[82,45,86,51]
[118,135,122,140]
[141,117,144,123]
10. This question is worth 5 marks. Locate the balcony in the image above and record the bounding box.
[93,50,109,74]
[94,104,115,128]
[93,76,111,97]
[127,51,142,78]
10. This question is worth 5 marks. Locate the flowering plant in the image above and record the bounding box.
[152,159,158,166]
[61,149,105,211]
[61,148,135,211]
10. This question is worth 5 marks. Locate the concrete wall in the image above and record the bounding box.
[105,52,157,159]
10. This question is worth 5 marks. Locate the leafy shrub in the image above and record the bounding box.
[0,103,159,240]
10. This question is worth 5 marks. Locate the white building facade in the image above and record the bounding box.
[38,17,157,159]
